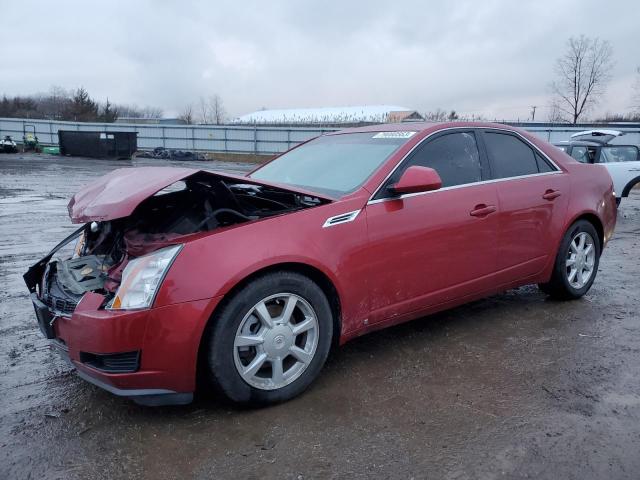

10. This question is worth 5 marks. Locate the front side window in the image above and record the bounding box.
[249,132,412,196]
[600,146,639,163]
[380,132,482,196]
[483,132,540,178]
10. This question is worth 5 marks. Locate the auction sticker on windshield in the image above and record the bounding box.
[372,131,416,139]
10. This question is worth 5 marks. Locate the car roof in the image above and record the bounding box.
[327,121,520,135]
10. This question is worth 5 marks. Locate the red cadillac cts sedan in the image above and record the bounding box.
[25,122,617,406]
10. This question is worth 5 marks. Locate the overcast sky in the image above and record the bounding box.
[1,0,638,120]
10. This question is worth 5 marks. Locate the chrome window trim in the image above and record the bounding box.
[367,126,562,204]
[366,171,561,205]
[322,209,361,227]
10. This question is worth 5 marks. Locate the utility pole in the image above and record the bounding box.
[530,105,537,121]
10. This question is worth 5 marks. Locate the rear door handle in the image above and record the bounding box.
[542,189,562,200]
[469,204,497,217]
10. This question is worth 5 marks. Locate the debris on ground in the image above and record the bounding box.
[135,147,207,161]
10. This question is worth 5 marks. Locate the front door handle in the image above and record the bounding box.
[469,204,497,217]
[542,189,562,200]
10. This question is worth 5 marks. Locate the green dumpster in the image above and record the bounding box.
[42,146,60,155]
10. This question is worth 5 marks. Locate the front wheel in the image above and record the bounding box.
[204,271,333,406]
[538,220,601,300]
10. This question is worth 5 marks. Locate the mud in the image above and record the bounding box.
[1,153,639,480]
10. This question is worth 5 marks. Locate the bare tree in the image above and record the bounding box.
[197,94,226,124]
[116,104,163,119]
[178,103,194,124]
[114,104,142,118]
[551,35,614,124]
[139,106,163,119]
[422,108,483,122]
[547,99,569,123]
[0,87,163,122]
[209,94,226,124]
[423,108,448,122]
[198,96,210,123]
[38,86,72,120]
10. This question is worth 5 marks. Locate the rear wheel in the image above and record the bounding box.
[538,220,600,300]
[204,271,333,406]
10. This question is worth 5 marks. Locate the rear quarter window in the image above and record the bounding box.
[535,152,555,172]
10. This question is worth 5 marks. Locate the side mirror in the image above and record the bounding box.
[388,166,442,195]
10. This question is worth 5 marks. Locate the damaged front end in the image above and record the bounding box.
[25,168,329,337]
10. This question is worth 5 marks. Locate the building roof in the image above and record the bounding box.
[114,117,187,125]
[233,105,422,124]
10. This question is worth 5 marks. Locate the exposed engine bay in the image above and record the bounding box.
[25,171,327,315]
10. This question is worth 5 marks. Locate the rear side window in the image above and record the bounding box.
[483,132,540,179]
[600,146,639,163]
[386,131,482,191]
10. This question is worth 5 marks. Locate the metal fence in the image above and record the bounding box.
[2,117,640,155]
[0,118,336,155]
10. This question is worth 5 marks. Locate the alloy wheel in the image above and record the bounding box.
[233,293,319,390]
[566,231,596,289]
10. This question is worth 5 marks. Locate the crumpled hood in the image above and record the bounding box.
[68,167,196,223]
[68,166,332,223]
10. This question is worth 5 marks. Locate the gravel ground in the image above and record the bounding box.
[1,153,639,480]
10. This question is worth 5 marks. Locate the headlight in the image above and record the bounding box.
[108,245,182,310]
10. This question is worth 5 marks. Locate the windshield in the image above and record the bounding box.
[249,132,414,196]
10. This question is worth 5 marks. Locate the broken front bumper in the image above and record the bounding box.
[24,225,223,406]
[28,289,222,406]
[30,293,56,339]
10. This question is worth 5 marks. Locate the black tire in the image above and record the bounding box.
[204,271,333,406]
[538,220,601,300]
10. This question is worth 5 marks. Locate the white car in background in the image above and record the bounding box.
[1,135,18,153]
[555,130,640,205]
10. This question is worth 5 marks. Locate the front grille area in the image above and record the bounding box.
[80,351,141,373]
[42,294,77,315]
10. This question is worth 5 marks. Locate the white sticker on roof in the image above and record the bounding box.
[372,131,416,139]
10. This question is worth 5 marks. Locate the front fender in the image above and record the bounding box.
[154,199,371,335]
